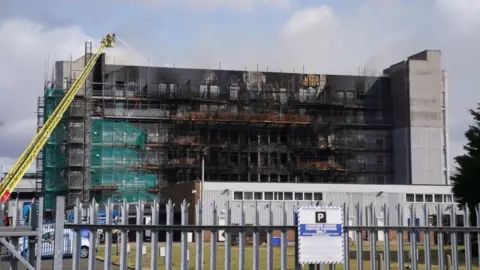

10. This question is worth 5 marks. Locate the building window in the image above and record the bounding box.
[346,114,353,124]
[233,192,243,200]
[434,194,443,203]
[159,83,167,93]
[415,194,424,202]
[425,194,433,202]
[376,155,384,165]
[337,91,344,99]
[199,84,208,94]
[232,191,327,201]
[229,86,239,100]
[444,194,453,203]
[279,88,287,102]
[284,192,293,200]
[375,176,385,184]
[357,133,365,143]
[406,194,414,202]
[210,85,220,96]
[356,112,365,124]
[375,138,384,149]
[169,84,177,95]
[357,176,365,184]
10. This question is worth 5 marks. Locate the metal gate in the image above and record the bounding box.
[1,196,479,269]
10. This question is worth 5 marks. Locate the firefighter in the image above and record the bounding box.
[105,33,116,47]
[3,216,9,226]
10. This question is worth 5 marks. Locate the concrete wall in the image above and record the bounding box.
[55,57,86,93]
[407,51,444,185]
[14,178,37,192]
[441,71,450,184]
[385,50,445,185]
[384,61,411,184]
[159,181,200,224]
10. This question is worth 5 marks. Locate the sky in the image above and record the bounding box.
[0,0,479,174]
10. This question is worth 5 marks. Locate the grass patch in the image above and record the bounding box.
[96,242,480,270]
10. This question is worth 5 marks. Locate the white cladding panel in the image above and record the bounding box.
[200,182,460,227]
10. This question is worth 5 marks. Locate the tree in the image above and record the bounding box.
[451,106,480,257]
[451,106,480,215]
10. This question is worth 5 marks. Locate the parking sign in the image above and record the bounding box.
[297,206,344,264]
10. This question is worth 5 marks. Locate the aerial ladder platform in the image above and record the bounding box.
[0,34,116,204]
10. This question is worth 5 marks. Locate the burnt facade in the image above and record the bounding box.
[91,55,393,187]
[37,50,448,207]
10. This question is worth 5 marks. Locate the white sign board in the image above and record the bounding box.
[298,206,344,264]
[187,232,193,243]
[160,247,165,257]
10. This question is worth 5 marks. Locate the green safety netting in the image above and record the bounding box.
[90,120,157,194]
[43,144,67,167]
[42,89,157,208]
[90,169,156,188]
[43,89,68,210]
[91,119,146,147]
[91,147,141,168]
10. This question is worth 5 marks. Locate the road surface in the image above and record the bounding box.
[0,258,120,269]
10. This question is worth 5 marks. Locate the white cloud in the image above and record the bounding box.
[281,5,337,38]
[267,0,480,171]
[435,0,480,31]
[0,18,140,166]
[272,1,433,75]
[1,0,480,174]
[117,0,291,11]
[188,0,291,11]
[146,0,480,171]
[0,18,87,164]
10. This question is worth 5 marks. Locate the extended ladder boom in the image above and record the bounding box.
[0,34,116,203]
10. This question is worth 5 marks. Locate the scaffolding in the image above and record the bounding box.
[42,88,68,209]
[90,119,157,194]
[90,65,393,185]
[42,96,159,207]
[35,96,44,195]
[41,59,394,206]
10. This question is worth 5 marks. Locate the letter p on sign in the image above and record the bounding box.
[315,211,327,223]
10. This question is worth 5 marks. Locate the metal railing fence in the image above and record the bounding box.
[1,196,479,270]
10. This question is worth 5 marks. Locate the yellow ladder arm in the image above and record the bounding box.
[0,45,105,202]
[0,42,107,203]
[0,44,104,193]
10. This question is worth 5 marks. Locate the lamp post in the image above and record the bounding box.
[201,155,205,204]
[199,146,209,267]
[199,147,209,204]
